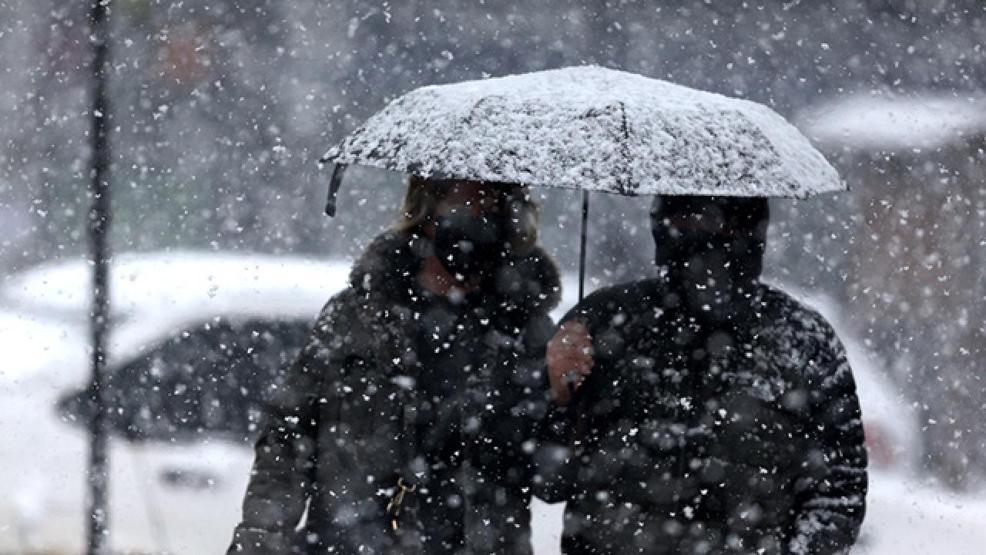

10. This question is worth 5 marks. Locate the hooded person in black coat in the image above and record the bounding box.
[229,178,560,554]
[535,196,867,554]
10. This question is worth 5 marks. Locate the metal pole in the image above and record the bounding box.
[86,0,113,553]
[578,189,589,301]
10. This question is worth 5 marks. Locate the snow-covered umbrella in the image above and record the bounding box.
[319,66,843,298]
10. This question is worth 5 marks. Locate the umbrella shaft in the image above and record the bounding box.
[579,190,589,301]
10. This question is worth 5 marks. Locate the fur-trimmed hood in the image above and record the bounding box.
[348,230,562,317]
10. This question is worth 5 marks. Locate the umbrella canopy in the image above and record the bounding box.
[320,66,842,199]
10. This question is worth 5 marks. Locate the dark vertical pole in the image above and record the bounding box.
[86,1,112,554]
[578,190,590,301]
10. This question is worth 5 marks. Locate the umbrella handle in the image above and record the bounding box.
[324,163,348,217]
[578,189,589,302]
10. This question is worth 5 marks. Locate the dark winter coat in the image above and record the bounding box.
[229,231,560,554]
[535,279,868,554]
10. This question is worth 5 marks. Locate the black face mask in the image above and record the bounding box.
[652,228,763,286]
[653,228,762,317]
[432,212,506,282]
[651,197,768,319]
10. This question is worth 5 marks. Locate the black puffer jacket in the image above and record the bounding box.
[535,279,868,554]
[229,231,560,554]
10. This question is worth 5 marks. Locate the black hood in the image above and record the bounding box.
[348,230,562,316]
[650,196,769,320]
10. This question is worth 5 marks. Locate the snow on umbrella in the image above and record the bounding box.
[319,65,843,297]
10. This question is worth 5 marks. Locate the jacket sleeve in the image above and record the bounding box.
[532,311,585,504]
[533,401,578,503]
[532,297,609,504]
[228,303,340,554]
[788,326,869,555]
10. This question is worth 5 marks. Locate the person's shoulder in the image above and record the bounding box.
[309,286,371,339]
[757,284,846,359]
[759,285,834,329]
[319,285,359,314]
[563,277,667,324]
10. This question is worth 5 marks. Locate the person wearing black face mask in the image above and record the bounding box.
[229,177,559,554]
[535,196,868,554]
[650,196,769,323]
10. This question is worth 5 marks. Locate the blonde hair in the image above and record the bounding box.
[394,175,540,254]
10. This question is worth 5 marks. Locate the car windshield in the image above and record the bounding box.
[58,318,312,443]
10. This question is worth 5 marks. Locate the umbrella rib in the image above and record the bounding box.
[617,101,633,194]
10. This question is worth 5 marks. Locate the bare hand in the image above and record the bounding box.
[547,319,594,406]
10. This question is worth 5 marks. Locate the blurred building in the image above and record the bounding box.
[802,94,986,487]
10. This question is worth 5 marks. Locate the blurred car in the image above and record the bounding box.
[1,255,982,554]
[0,251,349,554]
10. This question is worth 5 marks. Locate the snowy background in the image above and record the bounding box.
[1,1,985,553]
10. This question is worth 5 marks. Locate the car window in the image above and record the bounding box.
[58,317,312,443]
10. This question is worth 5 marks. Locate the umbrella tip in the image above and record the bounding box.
[324,163,347,218]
